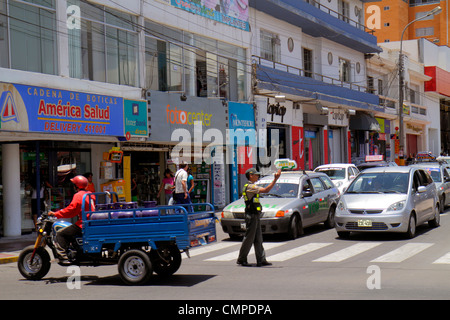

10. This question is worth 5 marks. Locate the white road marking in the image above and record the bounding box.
[371,243,434,263]
[313,242,382,262]
[205,242,286,261]
[267,242,333,261]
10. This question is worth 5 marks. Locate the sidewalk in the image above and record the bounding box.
[0,233,36,264]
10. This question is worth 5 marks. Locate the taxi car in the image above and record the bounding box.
[314,163,359,194]
[220,167,340,240]
[335,166,440,239]
[410,162,450,212]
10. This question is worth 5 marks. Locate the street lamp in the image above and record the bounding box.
[398,5,442,162]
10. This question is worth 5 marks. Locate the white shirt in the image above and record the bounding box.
[174,169,188,194]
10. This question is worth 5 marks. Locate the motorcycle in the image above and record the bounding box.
[17,212,95,280]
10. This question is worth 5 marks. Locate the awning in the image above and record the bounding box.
[349,112,381,131]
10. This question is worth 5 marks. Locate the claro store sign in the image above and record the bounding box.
[0,82,125,137]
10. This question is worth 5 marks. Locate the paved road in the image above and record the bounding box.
[2,211,450,301]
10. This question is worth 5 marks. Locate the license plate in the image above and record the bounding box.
[240,222,246,230]
[358,219,372,227]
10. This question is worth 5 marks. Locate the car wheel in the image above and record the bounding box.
[405,214,416,239]
[440,196,445,213]
[324,206,336,229]
[429,203,440,228]
[288,214,303,240]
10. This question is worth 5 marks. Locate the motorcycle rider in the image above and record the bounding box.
[49,175,95,263]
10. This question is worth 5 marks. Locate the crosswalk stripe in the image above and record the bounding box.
[313,242,382,262]
[183,242,240,258]
[433,252,450,264]
[371,243,434,263]
[267,242,333,262]
[205,242,286,261]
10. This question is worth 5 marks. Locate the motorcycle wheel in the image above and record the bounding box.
[18,245,51,280]
[118,249,153,285]
[150,245,182,277]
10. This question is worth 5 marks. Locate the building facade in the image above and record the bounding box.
[0,0,251,236]
[248,0,381,172]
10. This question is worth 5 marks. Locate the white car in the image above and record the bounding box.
[314,163,359,194]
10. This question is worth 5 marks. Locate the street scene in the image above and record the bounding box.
[2,205,450,300]
[2,0,450,303]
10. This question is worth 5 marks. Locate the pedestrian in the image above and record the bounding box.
[157,169,175,205]
[237,167,281,267]
[187,168,195,201]
[173,163,191,206]
[84,172,95,192]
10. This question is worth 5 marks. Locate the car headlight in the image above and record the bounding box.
[337,200,346,212]
[334,181,343,187]
[386,200,406,212]
[221,211,234,219]
[264,209,292,218]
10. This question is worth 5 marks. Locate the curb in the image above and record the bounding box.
[0,254,19,265]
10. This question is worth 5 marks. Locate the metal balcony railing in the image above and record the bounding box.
[252,55,370,94]
[305,0,375,34]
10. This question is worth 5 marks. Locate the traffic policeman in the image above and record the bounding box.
[237,168,281,267]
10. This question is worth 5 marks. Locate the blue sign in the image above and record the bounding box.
[228,102,255,201]
[124,100,148,137]
[228,101,256,146]
[0,83,124,136]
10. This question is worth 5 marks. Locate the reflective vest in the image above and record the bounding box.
[242,184,262,214]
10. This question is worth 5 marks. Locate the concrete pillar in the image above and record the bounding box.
[2,144,21,236]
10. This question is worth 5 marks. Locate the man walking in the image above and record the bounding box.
[237,168,281,267]
[173,162,191,205]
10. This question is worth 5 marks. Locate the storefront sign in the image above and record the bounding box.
[0,82,124,136]
[124,99,148,137]
[148,90,227,142]
[170,0,249,31]
[228,102,256,201]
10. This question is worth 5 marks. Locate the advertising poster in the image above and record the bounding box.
[171,0,249,31]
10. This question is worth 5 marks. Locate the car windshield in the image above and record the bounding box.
[425,168,441,182]
[316,168,345,180]
[257,182,299,198]
[346,172,409,194]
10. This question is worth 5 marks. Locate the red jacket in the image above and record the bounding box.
[54,190,95,228]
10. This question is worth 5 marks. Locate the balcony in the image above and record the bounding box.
[253,56,381,111]
[249,0,381,54]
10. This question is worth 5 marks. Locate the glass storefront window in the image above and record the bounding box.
[68,1,139,86]
[144,19,247,101]
[4,0,57,74]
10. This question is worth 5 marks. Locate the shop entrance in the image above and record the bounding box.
[0,141,92,235]
[304,126,321,170]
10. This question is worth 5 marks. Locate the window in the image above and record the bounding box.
[68,1,139,86]
[1,0,57,74]
[260,29,280,63]
[144,20,246,100]
[339,58,351,83]
[303,48,313,78]
[338,0,350,23]
[367,76,375,93]
[416,27,434,37]
[310,177,325,193]
[378,79,383,95]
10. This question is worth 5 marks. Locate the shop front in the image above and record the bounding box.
[349,111,382,164]
[146,90,228,208]
[0,82,145,236]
